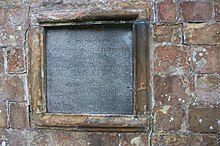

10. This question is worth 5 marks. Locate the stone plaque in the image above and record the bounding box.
[46,25,133,114]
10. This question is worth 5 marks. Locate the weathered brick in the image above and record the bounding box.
[28,130,52,146]
[0,49,4,73]
[154,75,193,106]
[119,133,148,146]
[0,76,25,101]
[152,134,218,146]
[0,8,6,25]
[7,48,25,73]
[155,105,185,132]
[188,107,220,133]
[157,0,177,22]
[10,102,29,129]
[0,26,25,47]
[184,23,220,45]
[6,7,29,26]
[0,129,8,146]
[8,129,27,146]
[51,131,87,146]
[154,24,182,44]
[195,74,220,105]
[192,46,220,74]
[0,101,7,128]
[88,133,119,146]
[215,0,220,20]
[154,45,190,75]
[181,1,212,22]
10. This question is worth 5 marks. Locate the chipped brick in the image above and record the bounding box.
[7,48,25,73]
[154,45,190,75]
[0,102,7,128]
[195,74,220,105]
[154,75,193,106]
[184,23,220,45]
[188,107,220,133]
[88,133,119,146]
[155,106,184,132]
[154,24,182,44]
[181,1,212,22]
[0,76,25,102]
[192,46,220,74]
[0,49,4,73]
[157,0,177,22]
[10,102,29,129]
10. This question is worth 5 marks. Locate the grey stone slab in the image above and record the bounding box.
[46,25,133,115]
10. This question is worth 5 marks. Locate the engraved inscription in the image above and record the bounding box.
[46,25,133,114]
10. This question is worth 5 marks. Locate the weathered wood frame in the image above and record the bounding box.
[29,11,151,132]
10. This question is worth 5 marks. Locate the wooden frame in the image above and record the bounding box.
[29,11,151,132]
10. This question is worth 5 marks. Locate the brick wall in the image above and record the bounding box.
[0,0,219,145]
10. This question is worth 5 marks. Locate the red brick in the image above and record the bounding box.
[152,134,218,146]
[88,133,119,146]
[155,106,184,132]
[0,26,25,47]
[51,131,87,146]
[188,107,220,133]
[7,48,25,73]
[215,0,220,20]
[0,49,4,73]
[6,7,29,26]
[0,76,25,101]
[157,0,177,22]
[154,75,193,106]
[181,1,212,22]
[192,46,220,74]
[184,23,220,45]
[0,9,6,25]
[0,129,8,145]
[10,102,29,129]
[154,24,182,44]
[154,45,190,75]
[0,102,7,128]
[194,74,220,106]
[119,133,148,146]
[8,129,27,146]
[28,130,52,146]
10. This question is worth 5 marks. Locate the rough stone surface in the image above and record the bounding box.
[215,0,220,20]
[181,1,212,22]
[154,75,193,106]
[0,101,7,128]
[155,106,185,132]
[28,130,52,146]
[0,8,6,25]
[152,134,218,146]
[188,107,220,133]
[0,76,25,101]
[154,24,182,44]
[7,129,27,146]
[184,23,220,45]
[154,45,190,75]
[192,46,220,74]
[195,74,220,106]
[119,133,148,146]
[51,131,87,146]
[87,133,119,146]
[0,49,4,73]
[0,26,25,47]
[6,7,29,26]
[7,48,25,73]
[0,0,219,145]
[10,102,29,129]
[157,0,177,22]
